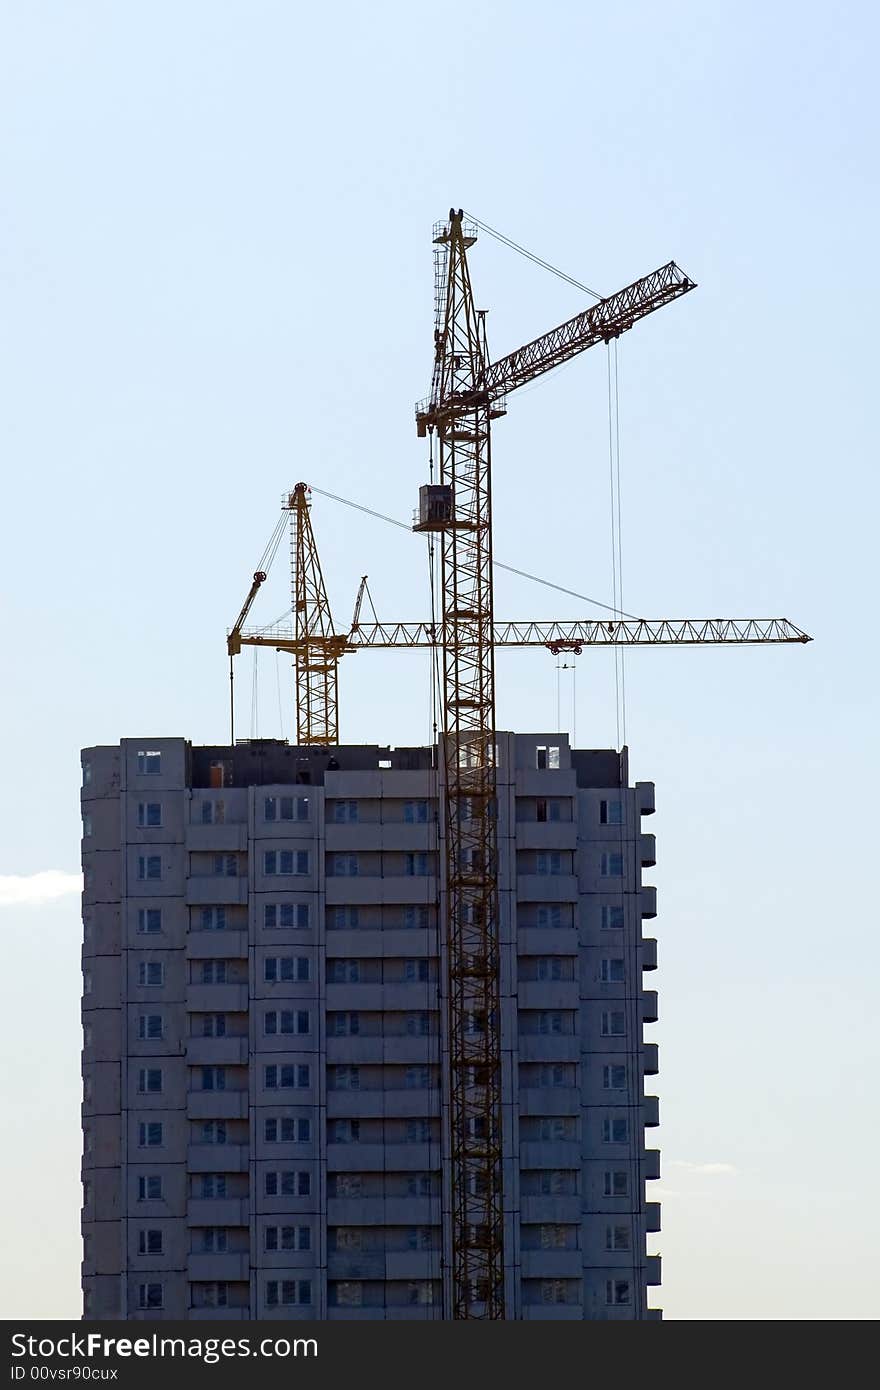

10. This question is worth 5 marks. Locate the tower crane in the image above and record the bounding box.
[228,215,811,1320]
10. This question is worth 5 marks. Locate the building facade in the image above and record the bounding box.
[80,734,660,1320]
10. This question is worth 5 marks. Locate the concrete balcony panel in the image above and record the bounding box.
[187,1252,249,1281]
[187,1144,248,1173]
[640,937,658,971]
[515,770,577,798]
[642,1042,659,1075]
[645,1202,661,1232]
[186,1090,248,1121]
[522,1306,583,1320]
[642,990,658,1023]
[384,1251,441,1280]
[326,1253,386,1279]
[643,1149,661,1180]
[186,1199,249,1226]
[639,833,656,867]
[324,878,437,906]
[518,1088,580,1117]
[325,824,434,853]
[326,1038,436,1066]
[185,824,248,853]
[640,886,657,919]
[187,984,248,1013]
[375,1144,436,1171]
[185,1036,249,1066]
[518,981,580,1011]
[520,1196,581,1225]
[642,1095,660,1127]
[517,875,579,903]
[327,1197,439,1225]
[185,878,249,907]
[188,1308,249,1321]
[520,1141,581,1169]
[326,1144,386,1172]
[325,985,383,1011]
[645,1254,661,1285]
[635,782,655,816]
[326,1091,437,1119]
[520,1250,582,1278]
[517,1036,580,1064]
[186,931,247,959]
[325,930,434,958]
[516,823,578,851]
[516,928,579,957]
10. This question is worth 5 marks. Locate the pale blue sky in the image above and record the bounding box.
[1,1,877,1320]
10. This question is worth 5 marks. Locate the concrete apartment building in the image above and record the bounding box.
[80,733,660,1320]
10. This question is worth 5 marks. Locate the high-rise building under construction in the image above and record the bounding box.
[80,731,660,1321]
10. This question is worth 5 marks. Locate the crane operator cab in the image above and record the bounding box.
[413,483,454,533]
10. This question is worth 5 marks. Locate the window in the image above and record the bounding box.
[332,1066,360,1091]
[538,1117,573,1141]
[538,1012,564,1035]
[539,1224,567,1249]
[604,1170,629,1197]
[603,1064,627,1090]
[606,1224,631,1251]
[201,1014,226,1037]
[536,852,562,876]
[333,1174,363,1198]
[601,1010,626,1037]
[201,1228,228,1252]
[332,1012,359,1036]
[600,799,624,826]
[405,1065,431,1089]
[403,905,429,929]
[137,856,161,881]
[536,1063,571,1087]
[602,1117,629,1144]
[138,1229,163,1256]
[540,1279,567,1304]
[212,854,238,877]
[264,795,309,822]
[137,802,162,828]
[138,962,164,987]
[331,906,360,929]
[264,956,310,983]
[601,905,625,930]
[137,1014,163,1040]
[405,1012,430,1036]
[264,1009,311,1036]
[198,1283,228,1309]
[137,908,162,934]
[82,814,93,838]
[405,852,429,876]
[265,1225,311,1252]
[330,1119,360,1143]
[606,1279,632,1306]
[407,1174,432,1196]
[265,1170,310,1197]
[200,961,227,983]
[200,1066,226,1092]
[138,1123,163,1148]
[407,1227,433,1251]
[332,800,359,823]
[264,850,310,876]
[199,1175,227,1198]
[137,1283,163,1310]
[136,751,161,776]
[264,902,310,929]
[328,959,360,983]
[406,1119,431,1143]
[404,800,429,823]
[408,1282,435,1306]
[333,1228,363,1251]
[200,799,225,824]
[601,852,624,877]
[536,957,565,981]
[137,1175,163,1201]
[536,745,560,770]
[536,905,562,928]
[264,1116,311,1143]
[404,959,429,982]
[200,907,226,930]
[600,958,625,983]
[538,1170,575,1196]
[201,1121,227,1145]
[331,854,359,876]
[138,1068,163,1094]
[264,1064,310,1090]
[266,1280,311,1308]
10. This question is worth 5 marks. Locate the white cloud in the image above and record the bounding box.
[0,870,82,907]
[668,1160,738,1176]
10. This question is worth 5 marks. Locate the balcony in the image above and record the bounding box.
[645,1202,661,1232]
[640,937,658,971]
[324,877,437,906]
[645,1253,661,1285]
[520,1250,582,1278]
[186,1199,249,1227]
[187,984,248,1013]
[187,1143,248,1173]
[185,824,247,853]
[326,1090,438,1119]
[326,1252,386,1280]
[516,927,579,957]
[520,1196,581,1225]
[643,1149,660,1180]
[642,1042,659,1075]
[326,1037,437,1066]
[640,886,657,919]
[185,1037,249,1066]
[324,824,434,853]
[185,878,248,907]
[518,1088,580,1117]
[520,1141,581,1169]
[187,931,247,959]
[642,1095,660,1127]
[187,1252,249,1281]
[641,990,658,1023]
[635,781,655,816]
[188,1307,248,1321]
[385,1251,441,1280]
[515,823,577,851]
[516,875,579,904]
[517,981,579,1011]
[187,1090,248,1120]
[327,1197,439,1226]
[326,1143,386,1172]
[326,930,434,959]
[517,1036,580,1064]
